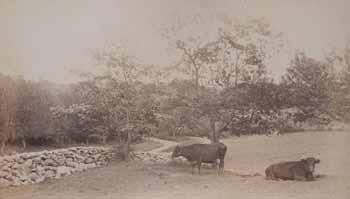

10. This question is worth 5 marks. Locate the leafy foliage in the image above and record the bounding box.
[282,53,335,125]
[1,16,348,154]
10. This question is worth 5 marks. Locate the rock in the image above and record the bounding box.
[56,158,65,166]
[34,176,45,183]
[17,157,25,164]
[44,159,56,166]
[24,159,33,168]
[34,165,45,174]
[56,166,71,178]
[1,172,12,180]
[74,167,84,172]
[44,170,56,178]
[44,166,57,172]
[86,163,96,169]
[2,165,11,172]
[11,170,19,177]
[92,154,101,160]
[66,161,79,168]
[29,172,40,181]
[22,153,39,160]
[84,158,94,164]
[12,178,22,186]
[0,170,9,178]
[65,157,74,162]
[0,178,11,187]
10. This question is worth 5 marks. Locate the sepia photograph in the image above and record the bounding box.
[0,0,349,198]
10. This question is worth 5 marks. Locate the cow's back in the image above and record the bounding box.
[184,144,219,163]
[271,161,300,179]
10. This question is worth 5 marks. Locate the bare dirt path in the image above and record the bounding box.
[1,131,349,199]
[146,137,177,153]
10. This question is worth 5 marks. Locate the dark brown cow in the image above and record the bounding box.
[172,143,227,175]
[265,157,320,181]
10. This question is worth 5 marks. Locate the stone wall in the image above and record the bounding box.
[0,147,114,187]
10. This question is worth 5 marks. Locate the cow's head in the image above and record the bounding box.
[171,145,183,159]
[301,157,320,173]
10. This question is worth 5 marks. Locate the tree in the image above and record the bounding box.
[163,14,220,90]
[0,73,17,154]
[282,52,335,126]
[331,46,350,122]
[15,79,54,148]
[162,16,285,141]
[210,17,284,88]
[92,45,159,160]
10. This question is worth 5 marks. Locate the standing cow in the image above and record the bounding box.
[265,157,320,181]
[172,142,227,175]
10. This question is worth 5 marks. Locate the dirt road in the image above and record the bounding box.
[1,131,349,199]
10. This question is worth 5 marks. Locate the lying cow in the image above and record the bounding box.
[265,157,320,181]
[171,142,227,175]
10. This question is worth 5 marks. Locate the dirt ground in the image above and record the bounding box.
[1,131,349,199]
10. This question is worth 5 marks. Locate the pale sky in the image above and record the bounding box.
[0,0,349,83]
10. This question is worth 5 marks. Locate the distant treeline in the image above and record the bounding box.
[1,17,350,154]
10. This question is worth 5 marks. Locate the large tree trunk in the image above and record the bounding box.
[209,118,218,143]
[195,69,199,90]
[21,138,26,149]
[125,130,131,161]
[172,128,176,138]
[102,136,107,145]
[124,110,131,161]
[0,139,6,155]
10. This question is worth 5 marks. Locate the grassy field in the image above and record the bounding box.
[1,131,349,199]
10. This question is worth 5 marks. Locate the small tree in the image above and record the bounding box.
[92,45,159,160]
[331,46,350,122]
[0,74,17,154]
[14,79,53,148]
[282,52,335,126]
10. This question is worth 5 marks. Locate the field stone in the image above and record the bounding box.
[29,172,40,181]
[44,159,56,166]
[0,146,114,187]
[56,158,65,166]
[17,158,25,164]
[44,170,56,178]
[85,158,94,164]
[56,166,71,178]
[66,161,79,168]
[86,163,96,169]
[0,178,11,187]
[22,153,39,160]
[35,165,45,173]
[11,162,21,169]
[75,165,87,172]
[24,159,33,167]
[0,171,7,178]
[34,176,46,183]
[12,178,22,186]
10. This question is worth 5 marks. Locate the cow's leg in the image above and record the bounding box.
[305,172,315,181]
[212,160,217,169]
[217,160,221,175]
[197,159,202,174]
[266,171,274,180]
[266,166,278,180]
[294,174,307,181]
[219,159,224,175]
[191,161,196,175]
[270,173,278,180]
